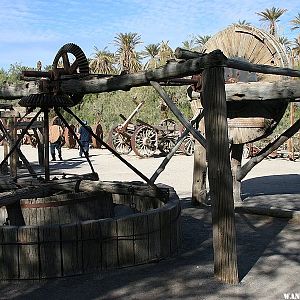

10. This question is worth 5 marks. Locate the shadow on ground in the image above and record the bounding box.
[1,196,298,300]
[242,174,300,198]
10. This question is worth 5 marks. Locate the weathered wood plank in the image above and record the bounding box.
[133,214,148,264]
[61,223,82,276]
[159,207,171,259]
[117,216,134,267]
[39,224,61,278]
[147,210,161,262]
[0,226,19,279]
[170,203,181,255]
[101,219,118,269]
[18,226,39,279]
[81,220,102,273]
[202,66,239,284]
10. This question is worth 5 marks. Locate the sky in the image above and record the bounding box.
[0,0,299,71]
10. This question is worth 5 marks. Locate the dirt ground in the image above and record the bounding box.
[0,145,299,299]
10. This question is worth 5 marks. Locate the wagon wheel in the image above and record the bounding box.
[29,135,38,148]
[108,125,132,155]
[52,43,89,106]
[131,125,158,158]
[160,119,176,127]
[202,24,289,144]
[158,137,176,155]
[242,144,250,159]
[180,134,195,156]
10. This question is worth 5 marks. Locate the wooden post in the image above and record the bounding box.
[43,108,50,181]
[9,117,18,178]
[202,65,239,284]
[288,103,295,160]
[2,140,9,174]
[35,128,44,166]
[192,117,208,205]
[231,144,243,203]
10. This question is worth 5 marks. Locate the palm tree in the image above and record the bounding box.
[233,20,251,26]
[291,37,300,67]
[290,13,300,31]
[278,36,292,52]
[182,38,196,51]
[157,41,174,65]
[89,47,116,74]
[113,32,142,73]
[256,7,287,36]
[142,43,160,70]
[195,35,211,50]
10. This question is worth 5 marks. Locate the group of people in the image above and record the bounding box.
[49,117,92,161]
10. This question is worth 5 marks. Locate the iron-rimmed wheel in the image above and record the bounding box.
[159,118,176,127]
[158,137,176,155]
[108,125,132,155]
[131,125,158,158]
[181,134,195,156]
[52,43,89,105]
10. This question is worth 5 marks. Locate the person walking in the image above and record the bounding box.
[49,116,64,161]
[78,120,92,157]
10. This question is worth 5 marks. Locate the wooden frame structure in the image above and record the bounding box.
[1,44,300,284]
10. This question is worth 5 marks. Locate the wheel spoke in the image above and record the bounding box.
[69,59,79,74]
[62,53,71,72]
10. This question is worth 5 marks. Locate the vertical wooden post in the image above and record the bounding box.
[2,140,9,174]
[202,66,239,284]
[9,117,18,178]
[43,108,50,181]
[192,117,207,205]
[231,144,243,203]
[288,103,295,160]
[35,128,44,166]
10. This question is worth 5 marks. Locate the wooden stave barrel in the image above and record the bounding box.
[200,24,290,144]
[91,123,103,148]
[0,182,181,280]
[63,125,77,148]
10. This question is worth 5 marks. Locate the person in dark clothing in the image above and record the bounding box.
[78,120,92,157]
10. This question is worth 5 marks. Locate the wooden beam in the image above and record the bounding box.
[1,49,300,101]
[150,81,207,148]
[0,50,226,99]
[237,118,300,181]
[202,66,239,284]
[225,80,300,101]
[175,47,300,78]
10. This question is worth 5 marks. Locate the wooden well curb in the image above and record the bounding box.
[0,182,182,280]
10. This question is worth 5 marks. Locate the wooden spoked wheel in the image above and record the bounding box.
[180,134,195,156]
[160,118,176,127]
[52,43,89,106]
[158,137,176,155]
[202,25,290,144]
[131,125,158,158]
[108,125,132,155]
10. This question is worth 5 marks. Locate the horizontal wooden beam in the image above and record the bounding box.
[189,80,300,101]
[1,49,300,101]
